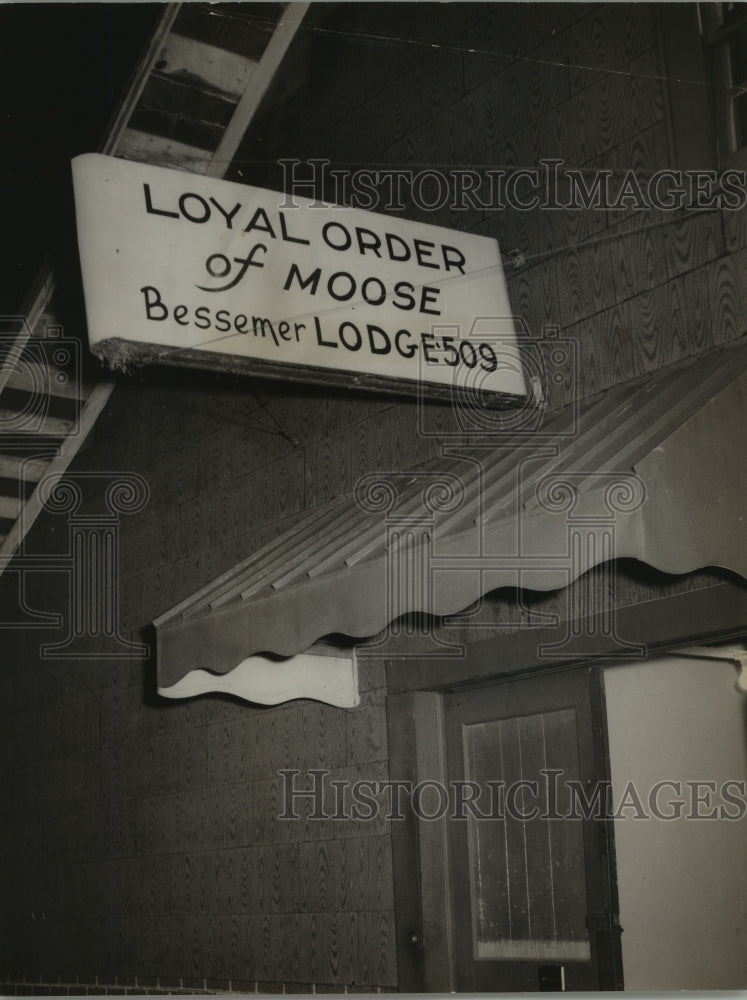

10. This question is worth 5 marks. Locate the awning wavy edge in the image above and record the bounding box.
[155,346,747,690]
[156,499,747,688]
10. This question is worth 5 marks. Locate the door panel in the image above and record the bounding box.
[463,708,590,963]
[445,668,620,991]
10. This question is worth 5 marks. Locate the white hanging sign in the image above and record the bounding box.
[72,153,526,402]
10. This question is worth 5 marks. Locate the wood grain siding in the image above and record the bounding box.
[1,430,394,984]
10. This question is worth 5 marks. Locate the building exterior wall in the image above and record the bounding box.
[0,372,398,992]
[1,3,745,992]
[239,2,745,408]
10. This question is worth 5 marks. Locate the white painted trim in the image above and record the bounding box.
[0,456,48,481]
[160,34,258,97]
[0,407,74,438]
[116,129,212,174]
[158,649,359,707]
[0,271,56,398]
[206,3,310,179]
[0,382,114,567]
[102,4,182,157]
[0,496,22,521]
[671,644,747,692]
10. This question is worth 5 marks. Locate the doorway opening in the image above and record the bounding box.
[388,665,623,992]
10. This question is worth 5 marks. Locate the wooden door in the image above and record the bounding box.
[444,667,622,991]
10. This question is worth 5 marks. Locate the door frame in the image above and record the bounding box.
[387,667,622,992]
[444,668,618,993]
[384,581,747,991]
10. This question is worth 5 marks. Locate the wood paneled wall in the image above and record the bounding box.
[234,2,745,407]
[1,575,393,989]
[1,3,745,991]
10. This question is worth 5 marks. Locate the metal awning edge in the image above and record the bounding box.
[155,344,747,689]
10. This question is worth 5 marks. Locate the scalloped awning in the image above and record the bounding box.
[155,339,747,701]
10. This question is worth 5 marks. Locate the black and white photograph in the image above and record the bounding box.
[0,1,746,995]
